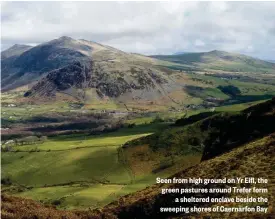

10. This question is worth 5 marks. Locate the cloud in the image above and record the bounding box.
[194,39,205,47]
[1,1,275,59]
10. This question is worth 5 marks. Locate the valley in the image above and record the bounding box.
[1,36,275,219]
[1,92,272,212]
[1,98,274,219]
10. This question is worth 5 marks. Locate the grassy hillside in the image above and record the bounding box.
[95,133,274,219]
[2,66,275,114]
[152,50,275,73]
[124,98,275,165]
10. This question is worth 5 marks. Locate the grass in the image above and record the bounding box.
[1,102,71,122]
[181,99,267,117]
[124,99,266,127]
[12,133,150,151]
[2,146,131,186]
[16,184,125,210]
[83,95,121,110]
[187,74,275,103]
[213,99,265,111]
[153,51,275,73]
[125,117,154,125]
[11,153,201,210]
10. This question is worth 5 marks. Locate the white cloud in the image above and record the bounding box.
[194,39,205,47]
[1,1,275,59]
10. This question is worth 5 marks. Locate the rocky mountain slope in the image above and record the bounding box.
[1,36,174,102]
[1,37,94,91]
[1,44,33,60]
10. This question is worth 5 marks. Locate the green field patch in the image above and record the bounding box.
[15,184,125,210]
[9,123,167,152]
[12,133,150,151]
[2,146,130,187]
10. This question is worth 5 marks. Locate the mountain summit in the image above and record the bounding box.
[1,36,172,103]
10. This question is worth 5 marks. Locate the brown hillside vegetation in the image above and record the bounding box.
[95,133,275,219]
[201,97,275,161]
[1,133,274,219]
[1,194,81,219]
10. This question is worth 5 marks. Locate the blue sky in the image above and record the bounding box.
[1,1,275,60]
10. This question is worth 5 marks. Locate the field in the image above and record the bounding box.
[2,121,181,210]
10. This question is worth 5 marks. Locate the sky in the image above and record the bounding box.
[1,1,275,60]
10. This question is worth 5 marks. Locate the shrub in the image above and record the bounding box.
[2,145,13,152]
[40,136,48,142]
[51,200,61,206]
[151,115,164,124]
[1,177,12,185]
[218,85,241,97]
[152,159,174,173]
[128,123,136,128]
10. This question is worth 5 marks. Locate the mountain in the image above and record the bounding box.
[1,37,275,110]
[1,36,97,91]
[1,44,33,60]
[173,52,187,55]
[151,50,275,73]
[1,36,175,102]
[267,60,275,63]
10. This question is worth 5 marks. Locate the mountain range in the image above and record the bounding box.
[1,36,275,110]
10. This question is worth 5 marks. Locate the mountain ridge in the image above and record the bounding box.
[151,50,275,73]
[1,36,275,110]
[1,44,33,60]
